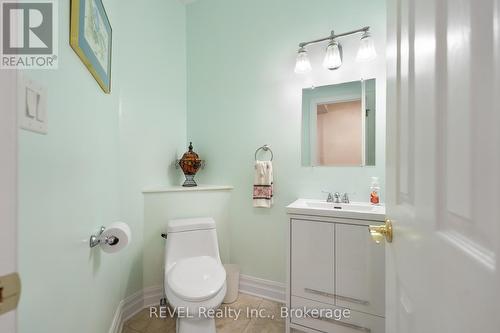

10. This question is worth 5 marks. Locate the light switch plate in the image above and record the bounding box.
[18,76,47,134]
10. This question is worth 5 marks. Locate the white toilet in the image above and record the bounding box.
[164,217,227,333]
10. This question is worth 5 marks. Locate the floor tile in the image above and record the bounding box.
[145,317,176,333]
[244,318,285,333]
[124,308,153,332]
[121,327,140,333]
[216,316,252,333]
[121,294,285,333]
[258,299,285,321]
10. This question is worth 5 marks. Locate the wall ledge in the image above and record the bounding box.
[142,185,234,194]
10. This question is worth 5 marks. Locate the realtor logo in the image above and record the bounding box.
[1,0,58,69]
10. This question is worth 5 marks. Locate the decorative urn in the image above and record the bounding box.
[178,142,203,187]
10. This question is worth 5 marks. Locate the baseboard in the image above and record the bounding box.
[108,286,164,333]
[109,275,285,333]
[143,285,164,308]
[108,301,124,333]
[239,274,286,303]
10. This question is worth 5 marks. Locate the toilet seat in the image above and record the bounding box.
[165,282,227,318]
[167,256,226,302]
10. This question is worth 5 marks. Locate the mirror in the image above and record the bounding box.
[302,79,376,166]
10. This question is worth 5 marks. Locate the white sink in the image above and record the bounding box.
[286,199,385,221]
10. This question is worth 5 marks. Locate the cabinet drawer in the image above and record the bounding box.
[290,296,384,333]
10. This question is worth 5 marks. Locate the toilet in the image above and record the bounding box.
[164,217,227,333]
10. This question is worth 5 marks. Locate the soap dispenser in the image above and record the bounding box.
[370,177,380,205]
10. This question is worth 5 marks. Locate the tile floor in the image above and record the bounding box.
[122,293,285,333]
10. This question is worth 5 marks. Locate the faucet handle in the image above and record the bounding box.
[322,190,334,203]
[340,192,357,203]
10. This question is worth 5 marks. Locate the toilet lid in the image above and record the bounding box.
[167,256,226,302]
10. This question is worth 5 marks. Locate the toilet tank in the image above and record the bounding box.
[164,217,221,272]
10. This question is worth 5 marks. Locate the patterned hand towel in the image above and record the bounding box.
[253,161,273,208]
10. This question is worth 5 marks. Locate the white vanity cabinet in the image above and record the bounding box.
[286,200,386,333]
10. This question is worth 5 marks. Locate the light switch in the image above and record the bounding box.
[35,93,44,122]
[19,76,47,134]
[25,87,38,119]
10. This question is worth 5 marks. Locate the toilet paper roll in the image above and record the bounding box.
[100,222,131,254]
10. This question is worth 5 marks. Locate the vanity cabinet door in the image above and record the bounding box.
[291,219,335,305]
[335,223,385,317]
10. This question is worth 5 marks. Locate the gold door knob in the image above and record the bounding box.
[369,219,393,244]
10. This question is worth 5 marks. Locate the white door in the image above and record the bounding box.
[0,69,18,332]
[386,0,500,332]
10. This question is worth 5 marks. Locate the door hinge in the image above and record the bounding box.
[0,272,21,316]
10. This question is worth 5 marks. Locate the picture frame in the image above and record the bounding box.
[70,0,112,93]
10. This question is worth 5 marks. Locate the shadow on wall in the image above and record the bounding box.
[89,246,102,276]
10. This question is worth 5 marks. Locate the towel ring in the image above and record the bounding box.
[255,145,273,161]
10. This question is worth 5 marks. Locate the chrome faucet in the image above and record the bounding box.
[323,191,351,203]
[323,191,334,203]
[323,191,342,203]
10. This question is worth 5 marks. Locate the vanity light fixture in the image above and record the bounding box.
[294,47,312,74]
[295,26,376,73]
[356,31,377,61]
[323,39,343,70]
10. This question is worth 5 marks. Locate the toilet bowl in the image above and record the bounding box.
[164,217,227,333]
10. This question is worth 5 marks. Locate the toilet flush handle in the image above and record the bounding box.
[161,233,168,239]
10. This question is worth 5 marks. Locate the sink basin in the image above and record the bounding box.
[286,199,385,221]
[305,201,377,212]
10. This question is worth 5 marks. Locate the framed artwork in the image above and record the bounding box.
[70,0,112,93]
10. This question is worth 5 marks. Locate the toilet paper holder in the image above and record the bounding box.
[89,226,120,248]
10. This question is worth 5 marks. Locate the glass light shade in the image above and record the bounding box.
[294,48,312,74]
[323,40,342,70]
[356,33,377,62]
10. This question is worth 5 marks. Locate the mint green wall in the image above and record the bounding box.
[114,0,186,295]
[186,0,386,282]
[18,1,186,332]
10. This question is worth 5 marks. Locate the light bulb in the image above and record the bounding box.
[294,47,312,74]
[356,31,377,62]
[323,40,343,70]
